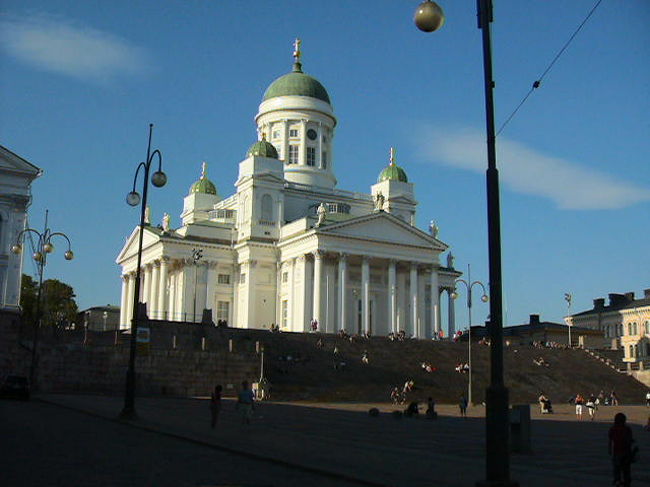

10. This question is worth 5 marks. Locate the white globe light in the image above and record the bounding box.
[126,191,141,207]
[481,295,489,303]
[64,250,74,261]
[451,291,459,300]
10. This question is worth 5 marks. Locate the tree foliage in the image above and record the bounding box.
[20,274,78,327]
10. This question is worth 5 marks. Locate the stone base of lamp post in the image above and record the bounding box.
[477,385,519,487]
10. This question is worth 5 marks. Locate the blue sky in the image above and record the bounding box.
[1,0,648,329]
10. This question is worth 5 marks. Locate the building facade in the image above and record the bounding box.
[566,290,650,365]
[116,42,461,338]
[0,145,42,311]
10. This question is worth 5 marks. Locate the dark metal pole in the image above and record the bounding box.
[477,0,515,485]
[122,124,154,418]
[29,241,45,389]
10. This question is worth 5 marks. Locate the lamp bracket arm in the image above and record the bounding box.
[149,149,163,172]
[132,162,147,192]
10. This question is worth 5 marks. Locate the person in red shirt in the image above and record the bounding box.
[608,412,635,487]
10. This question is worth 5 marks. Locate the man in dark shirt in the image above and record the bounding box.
[608,412,634,487]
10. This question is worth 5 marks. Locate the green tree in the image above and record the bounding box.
[20,274,78,327]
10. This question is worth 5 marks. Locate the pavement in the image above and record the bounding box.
[13,395,650,486]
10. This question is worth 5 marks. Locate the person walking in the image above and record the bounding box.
[575,393,585,420]
[210,385,222,429]
[608,412,635,487]
[237,380,255,425]
[645,390,650,407]
[586,394,597,421]
[459,394,468,417]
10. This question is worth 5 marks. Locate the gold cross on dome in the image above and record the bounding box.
[293,38,302,62]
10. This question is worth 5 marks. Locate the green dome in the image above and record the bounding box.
[378,162,408,183]
[189,162,218,195]
[263,63,331,104]
[247,138,279,158]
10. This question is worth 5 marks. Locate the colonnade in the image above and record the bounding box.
[281,251,456,338]
[119,257,222,327]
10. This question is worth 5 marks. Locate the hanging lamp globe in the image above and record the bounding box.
[43,242,54,253]
[64,250,74,261]
[481,294,489,303]
[151,170,167,188]
[126,191,141,207]
[33,251,43,262]
[11,244,22,254]
[414,0,445,33]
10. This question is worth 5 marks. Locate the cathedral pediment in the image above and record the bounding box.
[0,145,42,177]
[317,212,447,251]
[116,226,162,264]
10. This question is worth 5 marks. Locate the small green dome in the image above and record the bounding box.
[378,162,408,183]
[247,138,279,158]
[263,63,331,104]
[189,162,218,195]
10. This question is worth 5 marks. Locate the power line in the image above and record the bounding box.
[497,0,605,136]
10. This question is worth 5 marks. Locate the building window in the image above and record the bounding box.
[217,274,230,285]
[322,135,327,143]
[217,301,230,323]
[321,151,327,169]
[288,145,298,164]
[272,130,280,139]
[306,147,316,166]
[240,273,246,284]
[289,129,298,138]
[282,271,288,283]
[281,300,288,328]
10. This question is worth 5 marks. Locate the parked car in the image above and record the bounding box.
[0,375,30,400]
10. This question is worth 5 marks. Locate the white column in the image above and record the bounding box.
[338,253,347,333]
[430,267,440,338]
[275,261,282,327]
[120,275,128,327]
[410,263,418,337]
[299,119,307,165]
[283,119,289,162]
[448,289,456,337]
[143,264,152,312]
[325,262,335,333]
[288,259,295,331]
[159,258,169,320]
[206,262,216,315]
[312,250,323,326]
[397,267,406,332]
[150,262,160,319]
[362,256,370,334]
[126,272,135,326]
[247,260,256,328]
[388,259,397,334]
[318,121,323,168]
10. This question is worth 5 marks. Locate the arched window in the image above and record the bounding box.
[261,194,273,222]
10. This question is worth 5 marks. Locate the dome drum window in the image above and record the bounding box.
[289,129,299,138]
[306,147,316,166]
[288,145,299,164]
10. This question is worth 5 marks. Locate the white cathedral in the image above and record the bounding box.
[117,41,461,339]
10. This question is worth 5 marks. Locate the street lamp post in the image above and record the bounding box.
[192,248,203,323]
[11,210,74,389]
[564,292,572,347]
[452,264,488,406]
[121,123,167,419]
[414,1,516,485]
